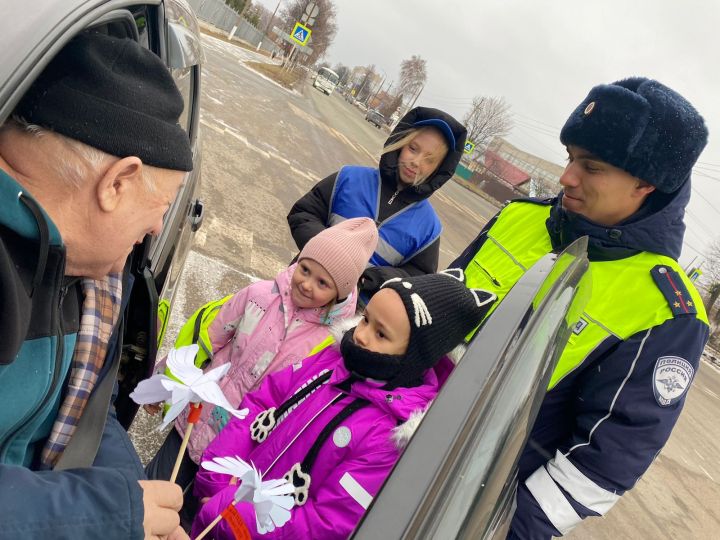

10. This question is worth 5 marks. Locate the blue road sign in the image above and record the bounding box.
[464,141,476,154]
[291,22,311,46]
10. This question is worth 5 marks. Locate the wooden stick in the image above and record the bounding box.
[195,513,223,540]
[170,403,202,483]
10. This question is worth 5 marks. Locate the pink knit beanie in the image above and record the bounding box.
[298,218,378,300]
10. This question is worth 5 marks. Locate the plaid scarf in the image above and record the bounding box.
[40,273,123,467]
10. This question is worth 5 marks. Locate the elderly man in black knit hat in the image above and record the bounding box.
[451,78,709,539]
[0,33,193,539]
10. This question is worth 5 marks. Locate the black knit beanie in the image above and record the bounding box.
[15,32,193,171]
[376,269,496,389]
[560,77,707,193]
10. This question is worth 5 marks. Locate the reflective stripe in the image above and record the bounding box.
[568,328,651,454]
[547,451,619,515]
[525,465,582,535]
[328,213,347,226]
[339,472,373,509]
[376,236,404,266]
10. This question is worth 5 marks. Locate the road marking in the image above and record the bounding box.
[698,465,715,482]
[202,118,319,181]
[694,449,705,461]
[200,118,225,134]
[700,386,719,400]
[680,455,690,466]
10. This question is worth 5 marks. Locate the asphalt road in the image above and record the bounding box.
[129,33,720,540]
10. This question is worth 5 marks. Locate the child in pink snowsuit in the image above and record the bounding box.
[146,218,378,525]
[191,270,496,539]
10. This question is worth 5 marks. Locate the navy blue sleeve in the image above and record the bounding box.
[287,173,337,251]
[509,315,708,538]
[0,461,145,539]
[92,405,145,480]
[0,406,146,539]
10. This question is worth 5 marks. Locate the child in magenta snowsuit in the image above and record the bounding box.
[191,270,496,539]
[146,218,378,525]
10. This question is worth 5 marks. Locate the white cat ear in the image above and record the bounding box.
[440,268,465,283]
[470,289,497,308]
[380,277,403,289]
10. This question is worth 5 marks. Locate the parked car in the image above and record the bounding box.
[352,238,590,539]
[0,0,205,428]
[365,109,386,128]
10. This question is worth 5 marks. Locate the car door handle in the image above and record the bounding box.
[190,198,204,232]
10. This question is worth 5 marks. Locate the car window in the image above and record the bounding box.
[171,66,194,132]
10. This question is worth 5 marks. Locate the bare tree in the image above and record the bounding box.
[224,0,248,14]
[280,0,337,64]
[332,63,350,86]
[397,55,427,99]
[355,65,376,102]
[702,237,720,317]
[379,93,403,118]
[462,96,513,154]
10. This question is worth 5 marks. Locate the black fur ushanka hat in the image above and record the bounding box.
[560,77,707,193]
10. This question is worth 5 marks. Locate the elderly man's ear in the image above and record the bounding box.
[96,156,145,212]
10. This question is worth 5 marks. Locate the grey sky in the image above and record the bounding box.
[258,0,720,265]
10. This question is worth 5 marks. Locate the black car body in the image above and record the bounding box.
[0,0,205,428]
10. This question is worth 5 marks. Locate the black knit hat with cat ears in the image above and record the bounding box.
[380,269,496,389]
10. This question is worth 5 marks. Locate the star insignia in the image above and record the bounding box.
[687,301,693,307]
[675,290,683,296]
[674,302,681,308]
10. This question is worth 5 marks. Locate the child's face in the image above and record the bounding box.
[354,288,410,355]
[291,259,338,309]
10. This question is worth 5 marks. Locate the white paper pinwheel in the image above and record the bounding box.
[130,344,249,430]
[202,455,295,534]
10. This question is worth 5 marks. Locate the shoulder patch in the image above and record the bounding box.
[653,356,694,406]
[650,265,697,317]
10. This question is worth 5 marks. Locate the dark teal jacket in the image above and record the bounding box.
[0,169,146,539]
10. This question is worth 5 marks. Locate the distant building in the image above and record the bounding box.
[459,137,565,203]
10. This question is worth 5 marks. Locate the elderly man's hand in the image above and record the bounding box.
[139,480,187,540]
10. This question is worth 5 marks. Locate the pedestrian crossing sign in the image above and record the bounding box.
[291,22,311,46]
[464,141,476,154]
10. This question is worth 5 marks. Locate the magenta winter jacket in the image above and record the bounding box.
[173,263,357,463]
[191,345,446,540]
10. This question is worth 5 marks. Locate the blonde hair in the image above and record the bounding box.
[382,126,449,186]
[2,117,156,191]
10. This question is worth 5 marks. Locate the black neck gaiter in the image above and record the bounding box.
[340,329,405,383]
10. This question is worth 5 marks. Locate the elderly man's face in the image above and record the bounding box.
[69,161,187,279]
[106,166,186,274]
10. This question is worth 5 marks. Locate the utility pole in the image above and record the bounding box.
[367,74,387,108]
[262,0,282,39]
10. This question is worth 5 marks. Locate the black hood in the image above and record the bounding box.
[379,107,467,202]
[546,178,691,261]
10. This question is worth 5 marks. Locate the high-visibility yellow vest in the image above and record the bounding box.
[464,201,708,390]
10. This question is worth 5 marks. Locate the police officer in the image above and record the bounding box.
[451,77,709,538]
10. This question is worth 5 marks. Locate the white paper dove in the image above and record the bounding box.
[202,455,295,534]
[130,344,249,430]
